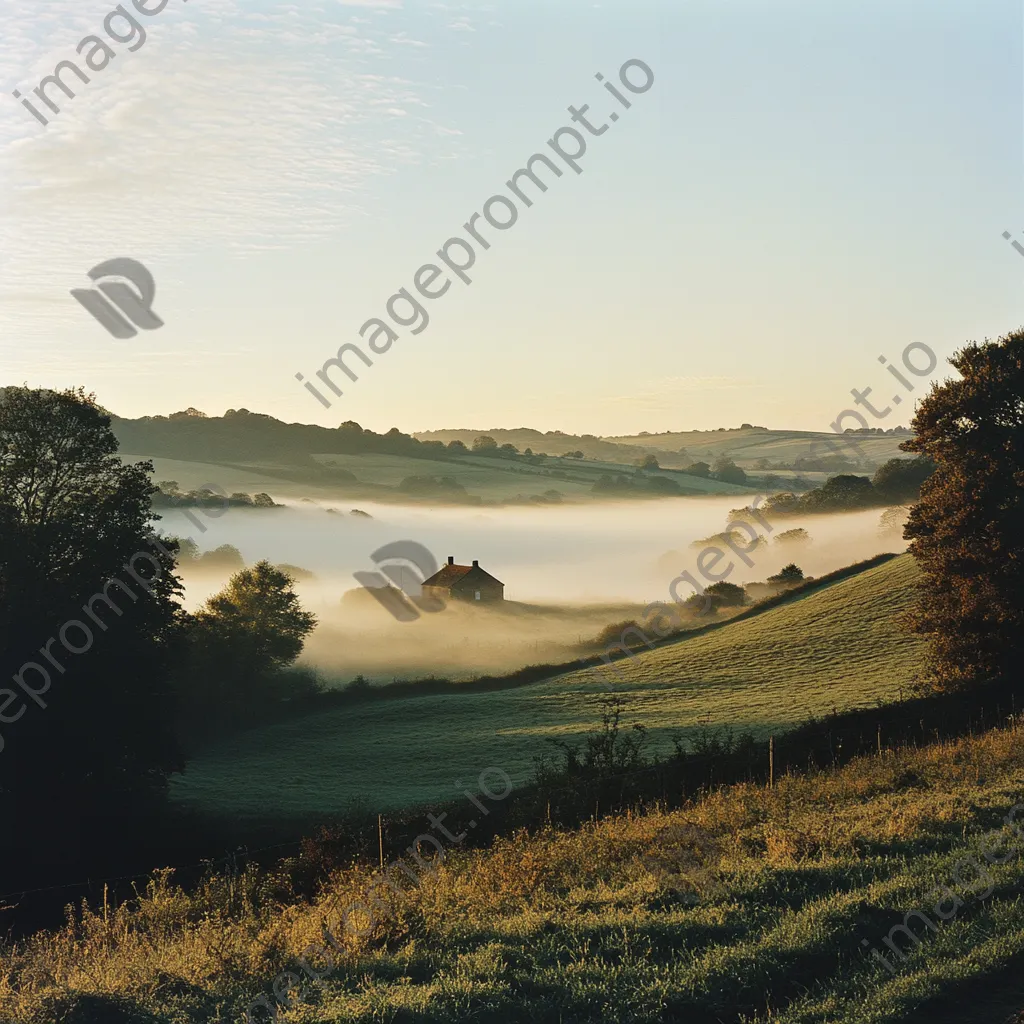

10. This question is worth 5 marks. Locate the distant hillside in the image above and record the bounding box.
[605,426,913,468]
[111,410,758,503]
[413,427,673,464]
[417,425,915,472]
[111,408,442,464]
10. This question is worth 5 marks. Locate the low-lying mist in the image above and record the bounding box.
[165,496,908,685]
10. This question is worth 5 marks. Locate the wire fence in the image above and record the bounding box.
[2,678,1019,933]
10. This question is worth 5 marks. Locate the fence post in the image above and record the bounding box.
[378,814,384,871]
[769,735,775,790]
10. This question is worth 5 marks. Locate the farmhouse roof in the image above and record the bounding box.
[423,560,503,589]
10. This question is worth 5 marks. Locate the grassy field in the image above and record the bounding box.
[606,427,911,468]
[171,554,925,827]
[9,710,1024,1023]
[312,451,606,501]
[123,450,757,506]
[416,426,912,471]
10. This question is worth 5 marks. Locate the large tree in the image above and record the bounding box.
[902,329,1024,691]
[181,562,317,732]
[0,387,184,869]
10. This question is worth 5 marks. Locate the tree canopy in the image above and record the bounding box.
[0,387,184,872]
[902,329,1024,691]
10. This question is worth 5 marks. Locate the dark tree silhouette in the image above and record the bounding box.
[872,456,935,503]
[768,563,804,585]
[706,581,747,607]
[902,329,1024,692]
[181,562,318,733]
[712,457,747,485]
[0,387,184,873]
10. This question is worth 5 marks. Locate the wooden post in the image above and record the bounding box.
[877,723,882,757]
[378,814,385,871]
[768,735,775,790]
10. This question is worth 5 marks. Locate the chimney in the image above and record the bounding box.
[447,556,454,565]
[472,559,479,568]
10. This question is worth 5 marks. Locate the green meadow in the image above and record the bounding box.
[171,554,924,828]
[607,426,912,468]
[126,449,757,506]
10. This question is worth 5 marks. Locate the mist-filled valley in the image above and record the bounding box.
[166,494,909,684]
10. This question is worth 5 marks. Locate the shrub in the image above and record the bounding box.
[768,563,804,585]
[705,581,747,607]
[775,527,810,545]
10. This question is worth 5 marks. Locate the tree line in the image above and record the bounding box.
[0,388,319,897]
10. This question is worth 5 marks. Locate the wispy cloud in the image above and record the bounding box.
[0,0,476,339]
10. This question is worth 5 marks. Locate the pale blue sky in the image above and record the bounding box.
[1,0,1020,434]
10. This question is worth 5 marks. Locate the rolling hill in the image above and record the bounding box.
[171,554,924,828]
[112,409,758,504]
[606,426,913,467]
[416,425,914,470]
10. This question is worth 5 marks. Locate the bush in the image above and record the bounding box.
[197,544,245,570]
[872,455,935,503]
[706,581,747,607]
[712,457,747,485]
[776,527,810,545]
[768,563,804,585]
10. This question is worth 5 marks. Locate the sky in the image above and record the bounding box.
[0,0,1021,436]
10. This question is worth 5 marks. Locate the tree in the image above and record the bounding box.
[253,492,277,508]
[902,329,1024,691]
[799,474,876,511]
[170,535,200,561]
[0,387,184,874]
[639,454,660,471]
[183,563,318,726]
[775,527,810,545]
[768,563,804,585]
[872,456,935,503]
[472,435,498,453]
[685,461,711,478]
[713,457,747,485]
[197,544,245,570]
[762,492,800,515]
[706,581,747,607]
[195,561,316,670]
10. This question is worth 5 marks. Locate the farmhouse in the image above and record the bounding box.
[422,557,504,604]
